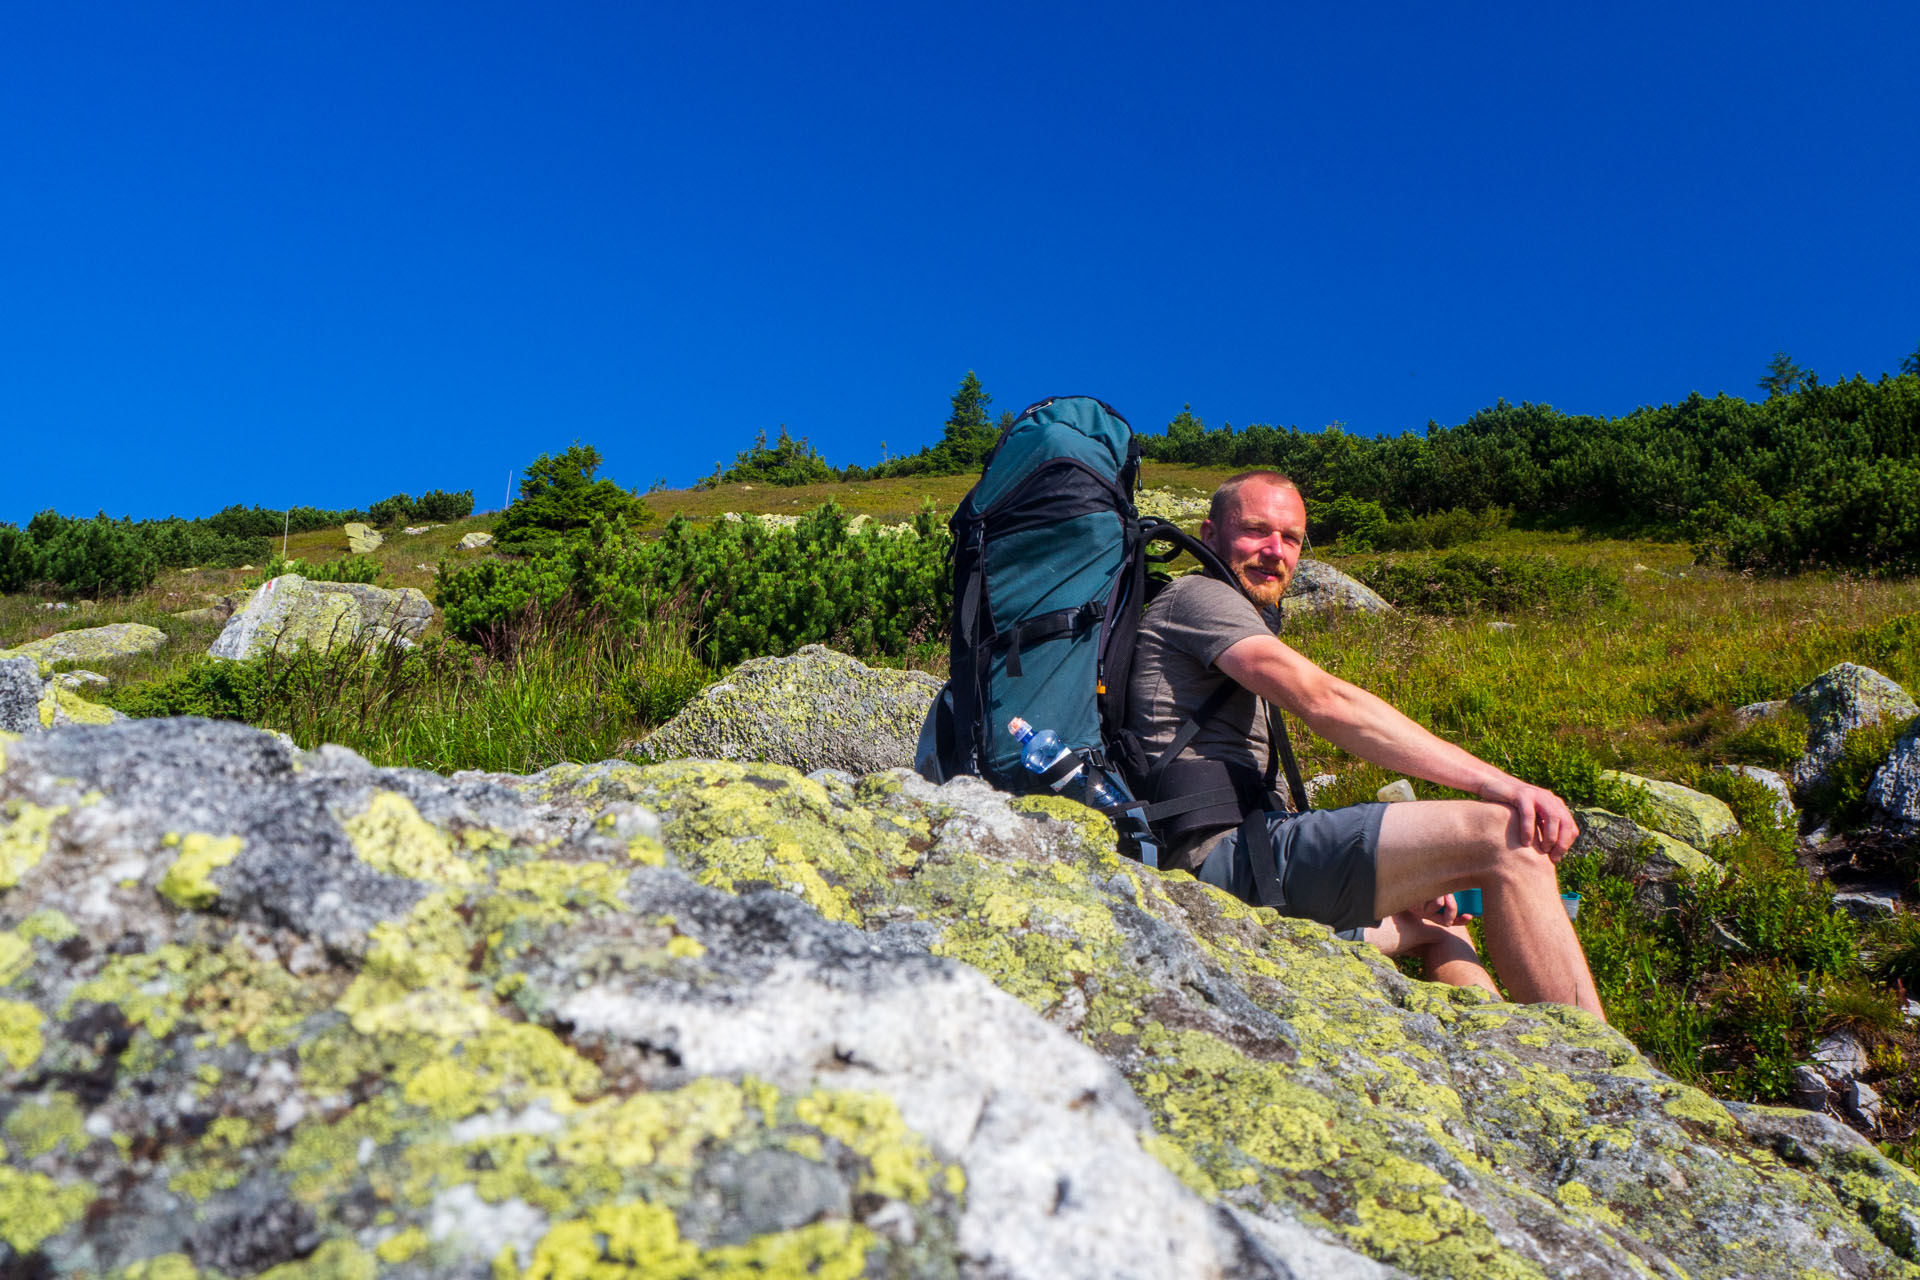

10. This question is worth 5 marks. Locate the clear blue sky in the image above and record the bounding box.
[4,2,1916,524]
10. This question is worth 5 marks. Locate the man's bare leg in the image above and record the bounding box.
[1365,910,1500,998]
[1371,800,1603,1018]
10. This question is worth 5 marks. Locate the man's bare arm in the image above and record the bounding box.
[1214,634,1578,856]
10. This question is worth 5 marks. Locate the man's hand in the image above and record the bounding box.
[1477,776,1580,860]
[1417,893,1459,926]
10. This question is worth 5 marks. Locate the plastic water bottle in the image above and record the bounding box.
[1008,717,1159,868]
[1007,718,1123,808]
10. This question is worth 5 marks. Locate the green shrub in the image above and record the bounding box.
[1803,719,1910,829]
[414,489,474,522]
[1354,551,1623,615]
[1703,960,1803,1098]
[1716,707,1811,770]
[367,494,415,527]
[493,444,654,553]
[0,526,35,593]
[1373,506,1512,551]
[1866,913,1920,989]
[437,503,950,668]
[102,657,269,721]
[699,426,838,489]
[1306,495,1388,551]
[204,504,365,539]
[32,514,160,596]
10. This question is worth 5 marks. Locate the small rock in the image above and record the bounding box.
[1845,1079,1882,1127]
[1832,891,1898,922]
[403,525,431,535]
[1283,560,1395,614]
[1305,773,1339,805]
[343,522,385,554]
[1487,621,1516,633]
[458,531,494,550]
[1710,921,1750,954]
[1375,779,1417,804]
[1812,1030,1868,1082]
[1790,1065,1830,1111]
[1803,823,1833,848]
[53,670,109,690]
[1732,700,1786,727]
[34,601,71,612]
[1903,1000,1920,1023]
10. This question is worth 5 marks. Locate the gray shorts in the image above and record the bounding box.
[1195,802,1387,936]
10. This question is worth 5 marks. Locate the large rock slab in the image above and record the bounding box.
[1600,770,1740,847]
[2,720,1917,1277]
[639,644,941,775]
[0,623,166,667]
[208,574,432,661]
[1789,663,1918,799]
[457,530,494,550]
[1283,559,1394,614]
[1573,806,1725,913]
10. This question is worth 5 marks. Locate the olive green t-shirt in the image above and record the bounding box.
[1127,574,1288,870]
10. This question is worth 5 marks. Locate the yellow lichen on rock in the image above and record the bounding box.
[0,997,46,1070]
[512,1199,876,1280]
[0,800,68,890]
[4,1091,86,1158]
[0,1166,93,1252]
[792,1088,945,1203]
[0,929,30,986]
[157,832,245,909]
[342,790,481,886]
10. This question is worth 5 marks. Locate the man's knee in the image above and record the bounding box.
[1463,804,1556,886]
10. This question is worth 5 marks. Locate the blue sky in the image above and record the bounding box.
[3,2,1916,523]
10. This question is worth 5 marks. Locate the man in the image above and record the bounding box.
[1128,470,1602,1016]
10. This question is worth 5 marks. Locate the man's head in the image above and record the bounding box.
[1200,471,1306,608]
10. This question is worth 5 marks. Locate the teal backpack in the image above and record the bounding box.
[915,395,1309,871]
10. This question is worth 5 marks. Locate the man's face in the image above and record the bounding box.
[1201,480,1307,608]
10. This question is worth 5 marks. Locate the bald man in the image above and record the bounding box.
[1126,470,1601,1016]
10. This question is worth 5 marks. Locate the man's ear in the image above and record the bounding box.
[1198,519,1213,545]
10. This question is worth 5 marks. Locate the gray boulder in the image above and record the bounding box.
[1789,663,1918,800]
[343,521,384,553]
[639,644,941,775]
[208,574,432,661]
[0,720,1917,1277]
[1572,806,1724,912]
[1734,699,1788,727]
[1283,559,1393,614]
[457,530,495,550]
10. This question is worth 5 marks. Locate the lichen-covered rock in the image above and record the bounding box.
[1790,663,1919,799]
[1733,699,1787,727]
[1599,771,1739,847]
[209,575,432,661]
[1283,559,1394,615]
[1135,488,1213,523]
[0,623,167,667]
[4,721,1918,1278]
[456,531,493,550]
[343,523,384,554]
[0,656,124,735]
[1866,721,1920,831]
[639,645,941,775]
[1572,807,1725,913]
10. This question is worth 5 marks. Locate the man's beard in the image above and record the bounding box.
[1234,560,1287,608]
